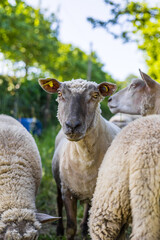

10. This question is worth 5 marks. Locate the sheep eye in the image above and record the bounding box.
[58,91,62,97]
[92,92,99,99]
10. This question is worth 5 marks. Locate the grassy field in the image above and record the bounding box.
[34,125,84,240]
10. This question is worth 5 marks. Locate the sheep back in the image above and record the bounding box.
[0,114,42,213]
[90,114,160,240]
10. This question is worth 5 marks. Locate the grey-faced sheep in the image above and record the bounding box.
[39,78,120,240]
[108,70,160,116]
[0,114,59,240]
[89,71,160,240]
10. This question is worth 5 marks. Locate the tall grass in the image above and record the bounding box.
[35,124,61,239]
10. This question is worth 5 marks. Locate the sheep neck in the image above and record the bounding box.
[141,90,160,116]
[154,92,160,114]
[69,115,105,167]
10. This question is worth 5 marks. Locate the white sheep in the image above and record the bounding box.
[0,114,59,240]
[89,115,160,240]
[89,71,160,240]
[39,78,120,240]
[109,113,140,128]
[108,70,160,116]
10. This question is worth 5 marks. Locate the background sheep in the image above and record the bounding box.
[89,115,160,240]
[108,70,160,116]
[109,113,140,128]
[0,114,59,240]
[39,78,120,240]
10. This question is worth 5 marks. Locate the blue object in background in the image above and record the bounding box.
[18,118,42,136]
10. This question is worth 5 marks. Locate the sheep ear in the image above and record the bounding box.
[98,82,117,97]
[38,78,61,94]
[139,69,155,88]
[36,213,61,224]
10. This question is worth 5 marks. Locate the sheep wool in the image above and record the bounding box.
[62,79,100,94]
[0,114,42,239]
[89,114,160,240]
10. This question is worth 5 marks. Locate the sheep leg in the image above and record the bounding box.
[89,198,126,240]
[80,203,90,239]
[89,179,130,240]
[63,189,77,240]
[116,223,128,240]
[56,186,64,236]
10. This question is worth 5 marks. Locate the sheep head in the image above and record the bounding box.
[0,209,60,240]
[108,70,159,116]
[39,78,117,141]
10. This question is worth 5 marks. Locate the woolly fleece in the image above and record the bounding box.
[0,115,42,239]
[89,115,160,240]
[61,79,99,94]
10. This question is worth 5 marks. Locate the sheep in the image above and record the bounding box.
[89,71,160,239]
[38,77,120,240]
[108,70,160,116]
[0,114,59,240]
[89,114,160,240]
[109,113,140,128]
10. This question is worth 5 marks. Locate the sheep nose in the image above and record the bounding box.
[108,96,112,102]
[65,120,82,131]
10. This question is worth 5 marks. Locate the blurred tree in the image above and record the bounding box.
[87,0,160,43]
[139,19,160,81]
[112,73,139,92]
[125,73,138,82]
[0,0,59,77]
[0,0,124,124]
[0,75,15,116]
[87,0,160,80]
[48,42,113,84]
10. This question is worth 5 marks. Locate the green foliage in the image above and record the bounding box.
[88,0,160,80]
[0,0,119,84]
[0,0,126,125]
[138,19,160,81]
[0,75,16,115]
[35,125,63,240]
[46,42,114,85]
[87,0,160,43]
[0,0,122,123]
[0,0,59,76]
[0,75,59,126]
[35,125,60,213]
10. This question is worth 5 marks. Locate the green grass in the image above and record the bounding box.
[35,124,60,214]
[35,124,61,239]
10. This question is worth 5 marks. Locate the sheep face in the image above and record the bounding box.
[39,78,116,141]
[108,70,157,116]
[1,221,39,240]
[108,78,147,115]
[0,209,41,240]
[57,84,101,141]
[0,209,59,240]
